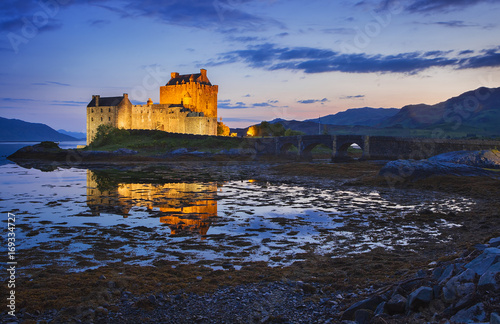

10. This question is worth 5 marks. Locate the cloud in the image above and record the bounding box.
[0,0,282,38]
[32,81,71,87]
[218,99,279,109]
[218,99,248,109]
[382,0,497,13]
[432,20,477,28]
[459,47,500,69]
[50,100,87,106]
[120,0,283,33]
[208,43,500,74]
[88,19,110,27]
[297,98,329,104]
[340,95,365,100]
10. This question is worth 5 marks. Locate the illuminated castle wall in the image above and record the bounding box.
[86,69,218,144]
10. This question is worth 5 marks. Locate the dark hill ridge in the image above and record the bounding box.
[0,117,77,141]
[305,107,400,127]
[234,87,500,137]
[380,86,500,130]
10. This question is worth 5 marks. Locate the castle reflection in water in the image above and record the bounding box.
[86,170,218,236]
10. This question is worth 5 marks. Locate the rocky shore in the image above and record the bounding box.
[2,144,500,324]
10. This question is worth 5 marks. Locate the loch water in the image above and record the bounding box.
[0,159,473,271]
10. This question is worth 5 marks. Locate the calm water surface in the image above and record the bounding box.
[0,163,472,270]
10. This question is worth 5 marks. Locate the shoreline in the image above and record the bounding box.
[2,152,499,323]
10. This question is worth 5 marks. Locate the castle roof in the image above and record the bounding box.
[166,70,212,86]
[87,95,129,107]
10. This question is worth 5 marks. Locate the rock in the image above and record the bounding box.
[438,264,456,284]
[95,306,108,316]
[465,253,500,275]
[484,247,500,255]
[99,275,106,280]
[491,312,500,324]
[148,295,157,304]
[113,148,138,155]
[374,302,386,315]
[196,276,203,281]
[379,159,494,181]
[489,237,500,248]
[407,287,433,311]
[477,263,500,291]
[341,295,384,320]
[442,271,476,304]
[354,309,373,324]
[428,150,500,169]
[171,148,188,155]
[450,303,487,323]
[386,294,406,314]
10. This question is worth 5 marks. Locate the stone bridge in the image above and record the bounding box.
[245,135,500,161]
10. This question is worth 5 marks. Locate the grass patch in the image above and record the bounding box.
[85,126,245,154]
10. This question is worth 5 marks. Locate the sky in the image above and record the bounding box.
[1,0,500,132]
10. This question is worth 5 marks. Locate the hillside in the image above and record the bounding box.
[0,117,77,141]
[380,87,500,135]
[305,107,399,126]
[57,129,86,140]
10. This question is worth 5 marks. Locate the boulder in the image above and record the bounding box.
[407,287,433,311]
[465,253,500,275]
[442,269,477,303]
[477,262,500,291]
[386,294,406,314]
[450,303,487,323]
[491,312,500,324]
[428,150,500,169]
[341,295,384,320]
[489,237,500,248]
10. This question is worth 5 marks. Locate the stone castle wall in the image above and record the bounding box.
[86,70,219,145]
[159,82,218,118]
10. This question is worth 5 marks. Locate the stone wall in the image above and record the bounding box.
[86,105,118,144]
[159,82,218,118]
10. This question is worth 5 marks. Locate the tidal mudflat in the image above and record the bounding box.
[1,161,499,323]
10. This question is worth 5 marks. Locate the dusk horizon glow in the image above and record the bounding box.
[1,0,500,132]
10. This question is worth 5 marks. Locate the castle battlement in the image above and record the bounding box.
[86,69,218,144]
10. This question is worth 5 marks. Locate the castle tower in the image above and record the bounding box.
[159,68,218,117]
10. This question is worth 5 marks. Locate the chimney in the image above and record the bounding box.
[200,69,207,78]
[123,93,128,100]
[171,72,179,79]
[93,95,100,107]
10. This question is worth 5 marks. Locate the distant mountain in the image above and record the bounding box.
[305,107,400,126]
[380,87,500,134]
[57,129,86,140]
[0,117,78,141]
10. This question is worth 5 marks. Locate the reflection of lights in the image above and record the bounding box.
[248,179,257,183]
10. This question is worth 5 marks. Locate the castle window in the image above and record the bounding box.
[101,117,103,121]
[91,109,94,113]
[108,108,111,113]
[108,117,111,121]
[91,117,93,122]
[101,108,103,113]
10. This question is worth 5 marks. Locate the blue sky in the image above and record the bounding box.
[1,0,500,132]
